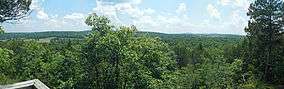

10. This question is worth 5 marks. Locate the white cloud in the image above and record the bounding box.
[30,0,43,10]
[176,3,188,14]
[5,0,89,32]
[6,0,248,34]
[64,13,85,20]
[219,0,231,6]
[36,10,49,20]
[92,0,198,33]
[91,0,247,34]
[30,0,52,20]
[144,8,155,14]
[131,0,143,5]
[93,0,148,25]
[216,0,252,34]
[31,0,50,20]
[228,10,248,34]
[234,0,251,10]
[207,4,221,19]
[93,0,120,23]
[218,0,251,10]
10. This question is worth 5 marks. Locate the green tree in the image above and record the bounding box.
[190,43,209,65]
[11,41,47,80]
[173,43,191,68]
[81,13,175,89]
[0,26,4,34]
[244,0,284,83]
[44,42,83,89]
[169,56,243,89]
[0,48,16,84]
[0,0,32,81]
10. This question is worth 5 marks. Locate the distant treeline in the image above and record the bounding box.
[0,31,90,40]
[0,31,243,40]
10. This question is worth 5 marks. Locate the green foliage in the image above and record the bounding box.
[244,0,284,83]
[43,42,82,89]
[80,13,176,89]
[173,43,191,68]
[0,48,16,84]
[0,26,4,34]
[177,58,243,88]
[0,40,83,88]
[1,7,283,88]
[0,48,12,71]
[0,25,246,88]
[0,31,88,40]
[240,71,275,89]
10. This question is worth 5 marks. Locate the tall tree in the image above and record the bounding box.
[245,0,284,83]
[81,13,175,89]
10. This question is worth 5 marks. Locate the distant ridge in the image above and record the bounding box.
[0,31,243,40]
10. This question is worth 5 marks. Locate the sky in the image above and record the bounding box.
[2,0,254,34]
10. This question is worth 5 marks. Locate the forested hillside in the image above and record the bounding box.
[0,31,89,40]
[0,31,242,40]
[0,0,284,89]
[0,14,247,88]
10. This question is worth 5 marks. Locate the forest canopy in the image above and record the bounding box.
[0,0,284,89]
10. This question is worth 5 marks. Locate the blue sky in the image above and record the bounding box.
[2,0,253,34]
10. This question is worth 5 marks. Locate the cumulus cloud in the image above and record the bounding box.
[92,0,150,26]
[216,0,252,34]
[207,4,221,19]
[88,0,250,34]
[31,0,49,20]
[144,8,155,14]
[92,0,245,34]
[219,0,231,6]
[218,0,251,10]
[5,0,249,34]
[36,10,49,20]
[30,0,43,10]
[234,0,251,10]
[6,0,89,32]
[131,0,142,5]
[228,10,248,34]
[176,3,188,14]
[64,13,85,20]
[93,0,191,33]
